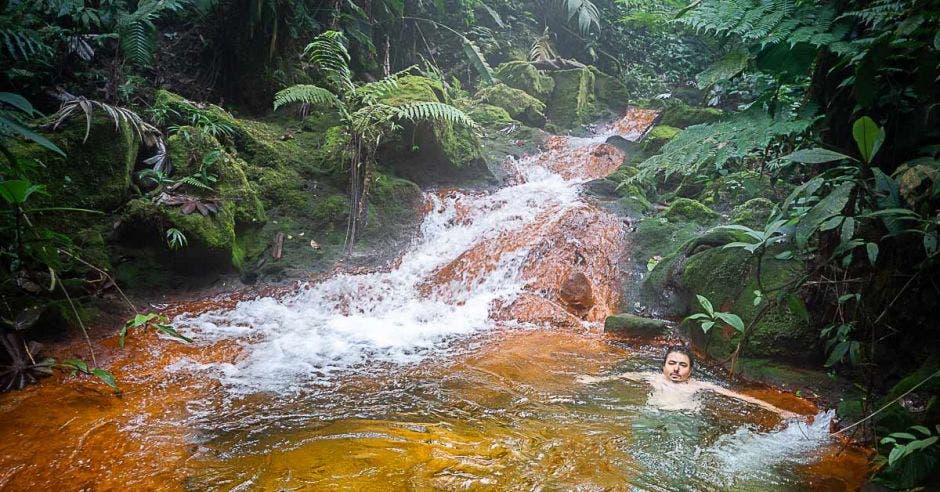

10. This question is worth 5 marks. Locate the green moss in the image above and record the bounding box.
[731,198,774,229]
[604,313,668,337]
[608,165,639,183]
[632,217,700,263]
[699,170,785,207]
[310,194,348,229]
[654,98,724,128]
[362,172,422,237]
[11,115,140,211]
[546,68,597,128]
[467,103,516,127]
[662,198,720,225]
[588,66,630,111]
[378,75,448,106]
[475,83,546,127]
[618,183,652,214]
[642,125,681,152]
[493,61,555,102]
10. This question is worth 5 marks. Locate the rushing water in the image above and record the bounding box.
[0,110,870,490]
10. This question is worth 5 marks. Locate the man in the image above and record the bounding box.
[580,345,798,418]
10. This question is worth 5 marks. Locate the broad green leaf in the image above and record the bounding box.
[786,294,810,323]
[887,445,907,467]
[907,436,937,451]
[819,215,843,231]
[0,92,35,114]
[91,368,118,389]
[1,116,65,156]
[0,179,44,205]
[825,340,849,367]
[841,217,855,243]
[911,425,932,436]
[154,323,193,344]
[63,358,89,373]
[783,176,824,212]
[924,231,938,256]
[716,312,745,332]
[795,182,855,248]
[867,242,879,265]
[701,320,715,333]
[889,432,918,440]
[696,295,714,316]
[782,148,856,164]
[852,116,885,164]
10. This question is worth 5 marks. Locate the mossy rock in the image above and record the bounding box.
[467,103,516,127]
[546,68,597,128]
[642,125,680,152]
[362,172,423,239]
[475,83,547,127]
[9,115,140,211]
[680,246,815,362]
[379,75,448,106]
[588,66,630,112]
[632,217,700,264]
[605,313,668,337]
[662,198,720,225]
[493,61,555,102]
[654,98,723,128]
[732,198,775,229]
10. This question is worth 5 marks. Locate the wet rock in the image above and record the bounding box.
[558,271,595,312]
[641,125,680,152]
[546,68,597,128]
[493,61,555,102]
[651,98,723,128]
[604,313,669,337]
[662,198,720,225]
[475,83,547,127]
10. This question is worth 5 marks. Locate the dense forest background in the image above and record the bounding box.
[1,0,938,487]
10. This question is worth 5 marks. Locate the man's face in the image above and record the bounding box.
[663,352,692,383]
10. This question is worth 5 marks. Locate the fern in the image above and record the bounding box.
[303,30,354,94]
[1,27,52,61]
[695,48,751,88]
[529,32,558,63]
[676,0,836,48]
[273,85,342,111]
[634,109,813,182]
[396,102,479,130]
[838,0,909,28]
[559,0,601,36]
[51,97,161,146]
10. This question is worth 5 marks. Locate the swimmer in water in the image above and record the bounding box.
[580,345,799,418]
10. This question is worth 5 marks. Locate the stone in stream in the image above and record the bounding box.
[558,271,595,312]
[604,313,669,337]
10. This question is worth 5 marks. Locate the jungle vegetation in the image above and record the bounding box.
[1,0,938,487]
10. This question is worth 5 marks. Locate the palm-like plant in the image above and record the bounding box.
[275,31,477,252]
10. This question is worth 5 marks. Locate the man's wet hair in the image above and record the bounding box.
[662,345,695,370]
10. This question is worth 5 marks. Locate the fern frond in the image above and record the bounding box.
[395,102,479,131]
[529,32,558,63]
[273,84,342,111]
[304,30,354,94]
[635,109,813,182]
[51,97,162,146]
[695,48,752,89]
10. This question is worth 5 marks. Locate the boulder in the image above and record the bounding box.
[493,61,555,102]
[662,198,720,225]
[546,68,597,127]
[558,271,595,312]
[654,98,723,128]
[604,313,669,337]
[732,198,775,229]
[641,125,680,152]
[474,83,547,127]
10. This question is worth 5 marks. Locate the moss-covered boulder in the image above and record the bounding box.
[662,198,720,225]
[605,313,669,337]
[588,66,630,111]
[475,83,547,127]
[467,103,516,127]
[655,98,723,128]
[10,115,140,211]
[679,246,815,362]
[546,68,597,128]
[379,76,489,185]
[698,170,786,207]
[732,198,774,229]
[642,125,680,152]
[124,128,266,271]
[494,61,555,102]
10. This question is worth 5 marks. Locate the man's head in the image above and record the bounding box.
[662,345,694,383]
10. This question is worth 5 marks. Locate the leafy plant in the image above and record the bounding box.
[165,227,187,250]
[57,358,117,390]
[120,313,192,348]
[685,294,745,334]
[274,30,477,252]
[875,424,940,489]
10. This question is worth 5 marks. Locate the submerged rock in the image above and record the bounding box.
[604,313,669,337]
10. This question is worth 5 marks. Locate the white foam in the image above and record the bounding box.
[703,410,836,484]
[171,152,592,393]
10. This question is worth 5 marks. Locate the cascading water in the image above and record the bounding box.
[0,109,870,491]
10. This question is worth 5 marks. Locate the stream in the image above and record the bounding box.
[0,109,869,490]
